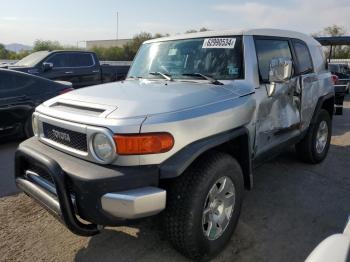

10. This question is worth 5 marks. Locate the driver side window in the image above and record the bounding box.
[255,38,293,82]
[45,53,70,68]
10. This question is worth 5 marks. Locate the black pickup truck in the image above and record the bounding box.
[2,51,130,88]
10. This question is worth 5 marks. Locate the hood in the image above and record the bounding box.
[55,79,237,118]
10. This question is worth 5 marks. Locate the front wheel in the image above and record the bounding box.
[163,152,244,260]
[295,109,332,163]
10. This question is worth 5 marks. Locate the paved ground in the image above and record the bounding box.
[1,96,349,262]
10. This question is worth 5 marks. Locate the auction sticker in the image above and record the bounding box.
[202,38,236,49]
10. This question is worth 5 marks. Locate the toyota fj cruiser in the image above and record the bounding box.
[15,29,335,260]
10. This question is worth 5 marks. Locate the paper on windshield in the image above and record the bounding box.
[202,38,236,49]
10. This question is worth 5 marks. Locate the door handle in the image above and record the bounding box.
[65,71,74,74]
[92,70,99,73]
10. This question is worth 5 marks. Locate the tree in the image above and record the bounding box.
[33,40,63,51]
[123,32,168,60]
[185,29,198,34]
[0,44,10,59]
[314,25,350,59]
[125,32,152,56]
[199,27,210,32]
[185,28,210,34]
[323,25,346,37]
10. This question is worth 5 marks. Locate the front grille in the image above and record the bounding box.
[42,122,88,152]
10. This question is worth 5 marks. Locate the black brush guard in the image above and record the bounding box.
[15,146,100,236]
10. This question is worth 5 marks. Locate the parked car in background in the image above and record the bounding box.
[0,68,73,139]
[1,51,130,88]
[329,63,350,93]
[306,217,350,262]
[329,63,350,114]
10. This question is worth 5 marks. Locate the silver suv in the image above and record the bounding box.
[15,29,335,260]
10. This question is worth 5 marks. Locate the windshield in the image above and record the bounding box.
[128,36,243,80]
[14,51,49,67]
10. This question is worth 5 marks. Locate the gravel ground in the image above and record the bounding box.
[1,96,349,262]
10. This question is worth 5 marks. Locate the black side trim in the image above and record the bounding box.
[311,93,335,123]
[15,146,99,236]
[160,127,252,186]
[252,130,307,168]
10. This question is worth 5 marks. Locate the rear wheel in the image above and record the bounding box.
[163,152,244,260]
[295,109,331,163]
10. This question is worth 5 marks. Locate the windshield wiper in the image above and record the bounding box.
[149,72,173,81]
[127,75,143,79]
[182,73,223,85]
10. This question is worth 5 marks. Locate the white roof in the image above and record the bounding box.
[144,28,321,47]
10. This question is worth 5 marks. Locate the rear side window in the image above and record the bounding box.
[293,41,313,74]
[255,39,292,82]
[69,53,94,67]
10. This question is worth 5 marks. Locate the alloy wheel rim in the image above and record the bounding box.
[315,120,328,154]
[202,176,235,241]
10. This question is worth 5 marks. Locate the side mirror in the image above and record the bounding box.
[42,62,53,72]
[268,57,293,83]
[267,58,293,97]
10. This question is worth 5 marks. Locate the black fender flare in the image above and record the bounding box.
[159,127,253,189]
[310,93,335,123]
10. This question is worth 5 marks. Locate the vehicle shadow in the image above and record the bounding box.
[74,142,350,262]
[74,216,258,262]
[74,219,190,262]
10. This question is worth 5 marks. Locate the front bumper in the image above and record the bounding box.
[15,137,165,236]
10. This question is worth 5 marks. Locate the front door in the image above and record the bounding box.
[254,37,302,156]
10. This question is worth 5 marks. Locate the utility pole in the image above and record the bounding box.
[116,12,119,40]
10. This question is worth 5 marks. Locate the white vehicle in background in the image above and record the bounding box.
[306,218,350,262]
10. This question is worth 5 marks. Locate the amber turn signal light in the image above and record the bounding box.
[113,133,174,155]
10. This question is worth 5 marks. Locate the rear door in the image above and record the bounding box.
[67,52,100,87]
[291,39,319,130]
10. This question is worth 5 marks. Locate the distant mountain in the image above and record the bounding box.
[5,43,32,53]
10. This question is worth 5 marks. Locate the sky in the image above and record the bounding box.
[1,0,350,46]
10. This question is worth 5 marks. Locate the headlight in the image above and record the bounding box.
[32,115,39,136]
[92,133,114,162]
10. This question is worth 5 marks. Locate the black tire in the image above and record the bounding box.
[163,151,244,261]
[295,109,331,164]
[24,115,34,138]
